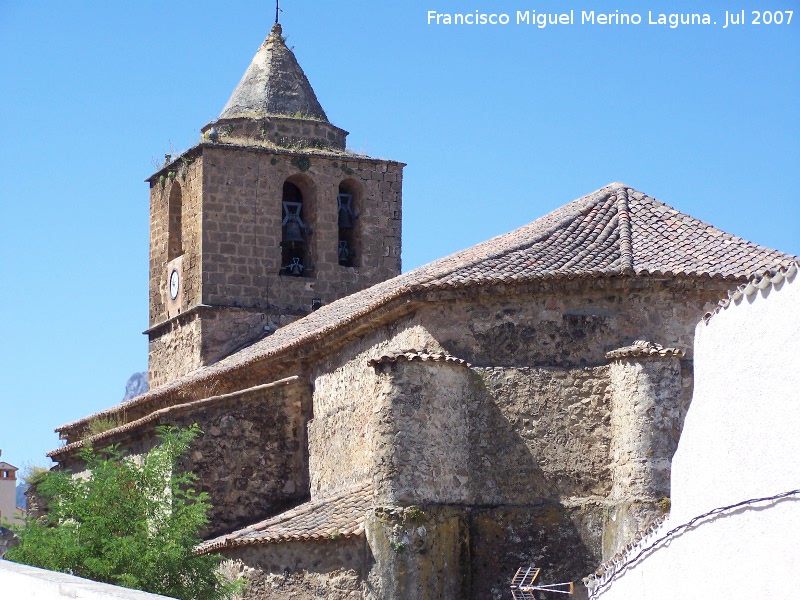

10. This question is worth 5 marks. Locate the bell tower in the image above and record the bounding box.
[145,22,403,388]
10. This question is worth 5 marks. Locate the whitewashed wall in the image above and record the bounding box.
[0,560,175,599]
[0,470,22,526]
[588,265,800,600]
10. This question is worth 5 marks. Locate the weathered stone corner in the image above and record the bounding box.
[365,505,470,600]
[605,339,688,557]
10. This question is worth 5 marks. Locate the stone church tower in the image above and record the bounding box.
[146,23,403,388]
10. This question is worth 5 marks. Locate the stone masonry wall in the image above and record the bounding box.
[200,145,402,315]
[198,307,272,367]
[609,357,687,500]
[469,504,601,600]
[365,505,470,600]
[121,276,729,599]
[299,279,726,598]
[202,116,349,151]
[604,355,691,557]
[140,278,731,597]
[309,317,433,497]
[148,156,203,326]
[98,381,312,539]
[147,313,202,388]
[308,279,719,506]
[322,357,610,507]
[309,361,383,497]
[221,504,602,600]
[371,360,474,505]
[475,366,612,504]
[179,382,311,538]
[419,278,727,366]
[365,359,609,598]
[364,359,609,506]
[221,538,367,600]
[148,306,304,388]
[148,143,402,388]
[147,155,204,387]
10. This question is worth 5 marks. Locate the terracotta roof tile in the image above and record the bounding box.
[703,262,798,323]
[367,350,472,368]
[605,340,686,361]
[196,480,372,554]
[47,377,299,459]
[626,190,791,278]
[55,183,797,436]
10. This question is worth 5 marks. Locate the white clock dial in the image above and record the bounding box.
[169,269,180,300]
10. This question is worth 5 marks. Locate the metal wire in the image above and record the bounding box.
[590,488,800,597]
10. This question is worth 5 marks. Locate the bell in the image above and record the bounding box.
[283,220,305,244]
[338,240,350,263]
[287,258,304,276]
[338,207,354,229]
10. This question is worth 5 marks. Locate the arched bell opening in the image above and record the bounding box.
[337,179,361,268]
[167,183,184,261]
[280,174,316,277]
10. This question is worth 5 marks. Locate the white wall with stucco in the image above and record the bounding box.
[0,560,175,599]
[0,464,22,526]
[588,265,800,600]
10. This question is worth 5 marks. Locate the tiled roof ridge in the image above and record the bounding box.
[412,184,620,290]
[605,340,686,361]
[53,183,796,440]
[196,480,373,554]
[703,261,799,323]
[47,377,299,459]
[367,349,472,368]
[615,185,634,274]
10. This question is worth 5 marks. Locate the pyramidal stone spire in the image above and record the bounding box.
[220,23,328,122]
[203,23,348,152]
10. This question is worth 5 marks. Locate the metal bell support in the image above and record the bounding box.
[337,194,356,229]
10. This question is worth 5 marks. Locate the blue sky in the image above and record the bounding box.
[1,0,797,473]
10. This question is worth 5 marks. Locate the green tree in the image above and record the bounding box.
[7,425,239,600]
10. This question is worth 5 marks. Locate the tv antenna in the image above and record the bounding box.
[511,567,574,598]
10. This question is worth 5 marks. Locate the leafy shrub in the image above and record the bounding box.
[7,425,240,600]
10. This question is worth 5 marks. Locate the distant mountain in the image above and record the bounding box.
[6,373,149,510]
[16,482,28,509]
[123,372,149,401]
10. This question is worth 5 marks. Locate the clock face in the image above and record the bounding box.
[169,269,180,300]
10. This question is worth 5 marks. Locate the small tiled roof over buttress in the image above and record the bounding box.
[55,183,797,436]
[196,481,372,554]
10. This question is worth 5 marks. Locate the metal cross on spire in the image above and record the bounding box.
[275,0,282,24]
